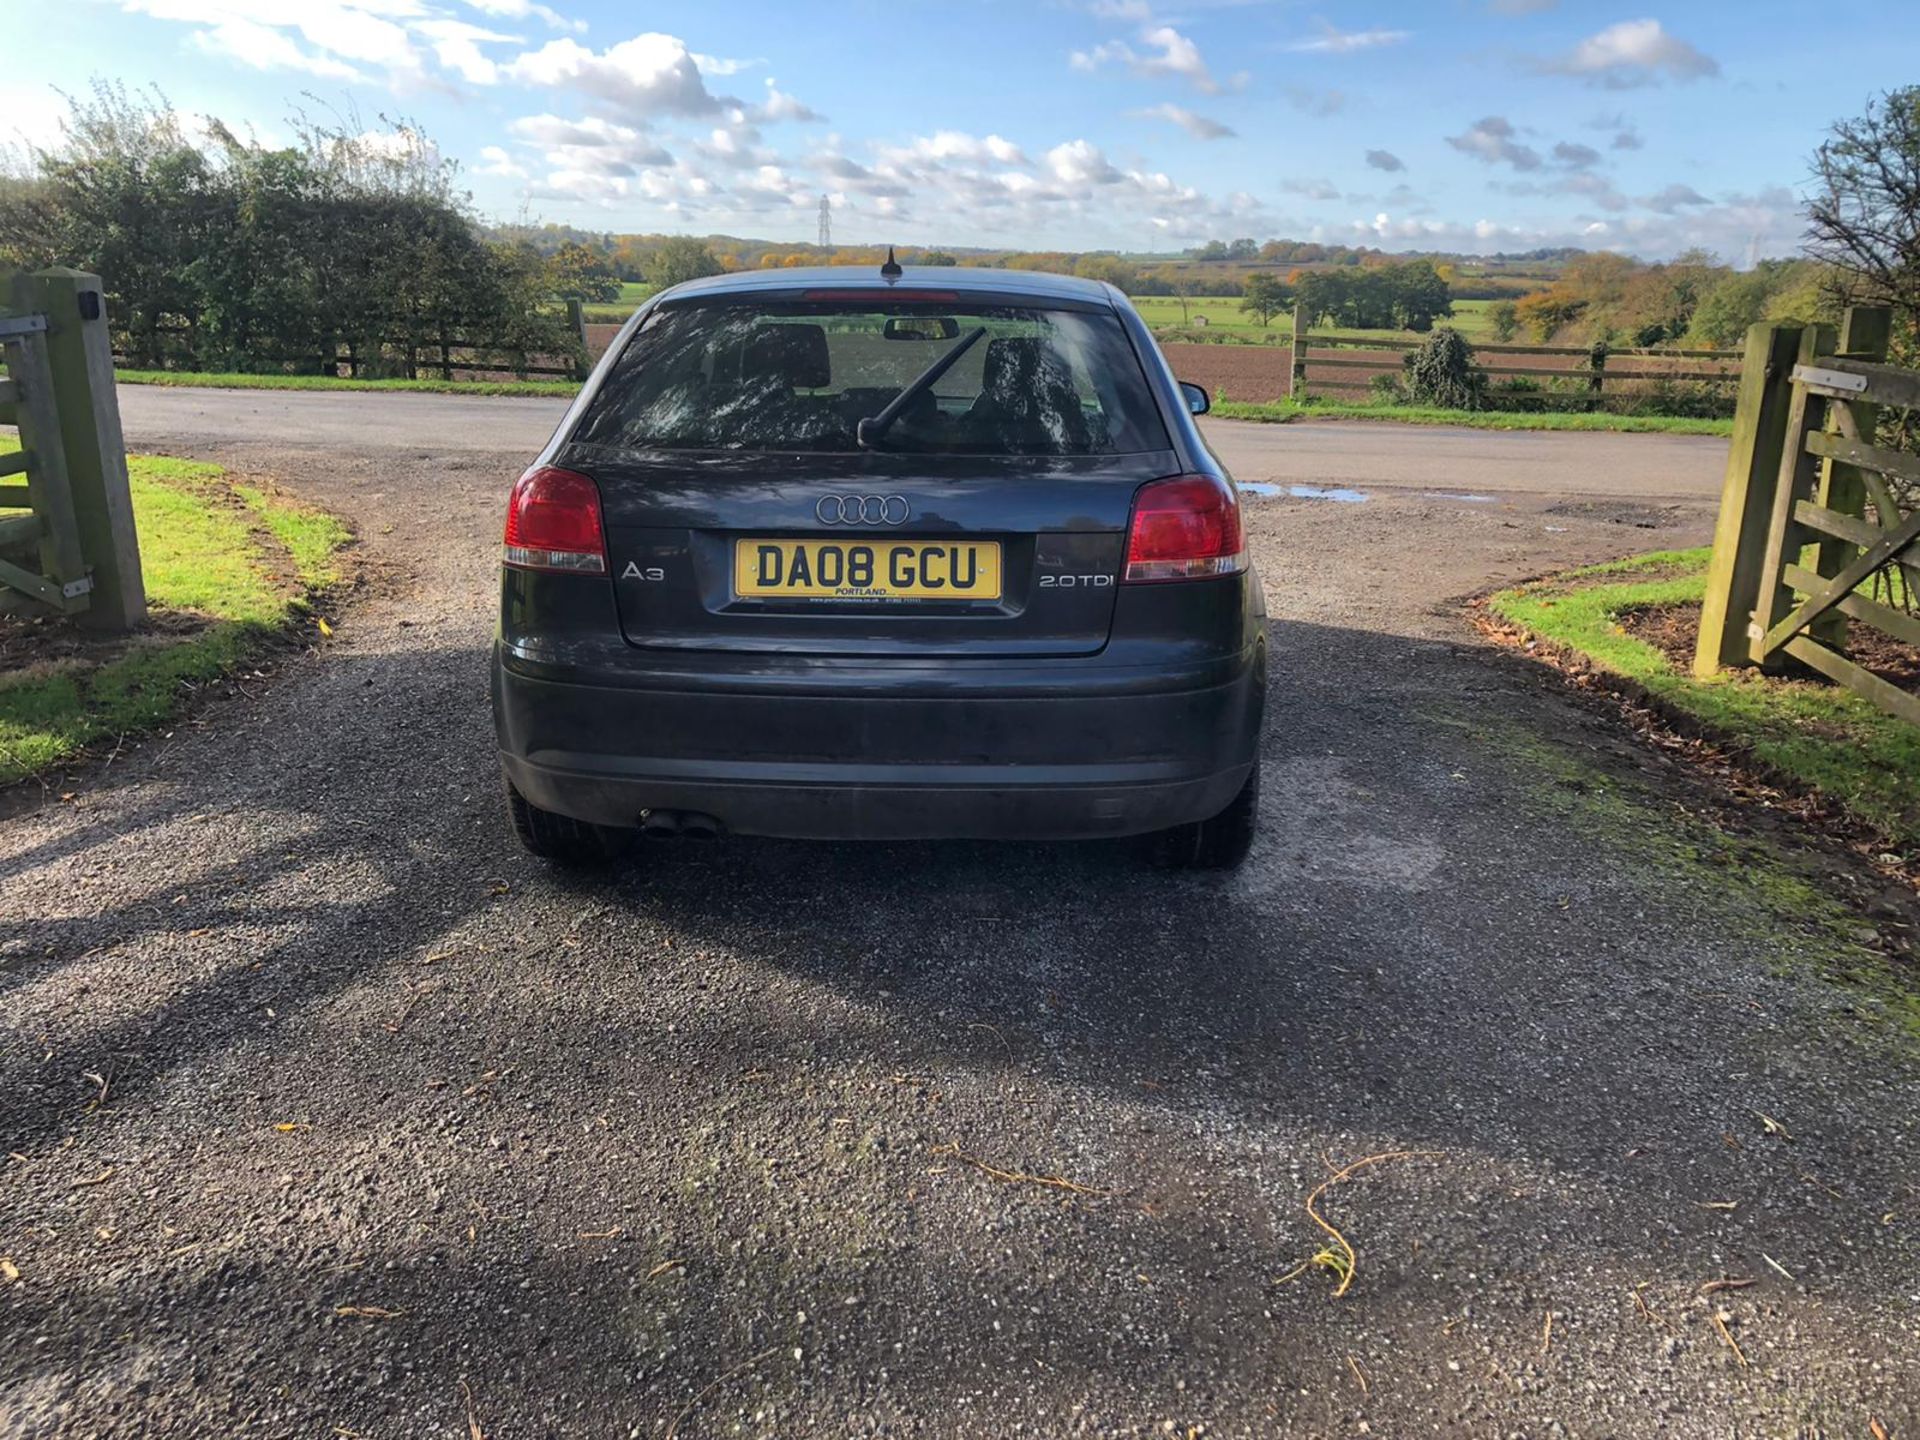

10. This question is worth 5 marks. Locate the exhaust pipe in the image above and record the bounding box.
[640,809,682,839]
[679,812,722,840]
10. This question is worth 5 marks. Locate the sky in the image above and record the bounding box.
[5,0,1918,260]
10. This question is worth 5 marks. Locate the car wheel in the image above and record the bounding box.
[506,782,632,864]
[1150,760,1260,871]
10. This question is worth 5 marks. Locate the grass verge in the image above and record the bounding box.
[116,369,579,398]
[1486,547,1920,852]
[0,449,351,785]
[1213,397,1734,436]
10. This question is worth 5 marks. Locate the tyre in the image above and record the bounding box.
[505,782,632,865]
[1150,760,1260,871]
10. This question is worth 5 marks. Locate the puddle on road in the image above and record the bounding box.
[1423,491,1498,504]
[1241,483,1368,503]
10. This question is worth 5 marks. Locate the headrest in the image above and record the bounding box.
[982,336,1070,397]
[742,324,830,389]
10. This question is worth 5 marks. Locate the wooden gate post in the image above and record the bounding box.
[1287,304,1304,401]
[567,298,590,381]
[12,268,146,631]
[1694,323,1805,675]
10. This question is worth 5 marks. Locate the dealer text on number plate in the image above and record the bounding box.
[734,540,1002,600]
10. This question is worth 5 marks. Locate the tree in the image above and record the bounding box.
[649,236,724,288]
[1226,237,1258,261]
[1074,253,1138,293]
[11,86,575,375]
[1239,272,1291,327]
[1489,300,1520,342]
[1806,87,1920,317]
[919,249,958,266]
[1514,290,1586,342]
[546,240,621,302]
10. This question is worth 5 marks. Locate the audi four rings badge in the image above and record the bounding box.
[816,494,910,525]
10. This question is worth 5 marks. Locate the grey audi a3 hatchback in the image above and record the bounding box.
[491,262,1266,868]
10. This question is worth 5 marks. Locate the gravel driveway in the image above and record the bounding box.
[2,399,1915,1438]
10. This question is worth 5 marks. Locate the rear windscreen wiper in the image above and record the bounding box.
[856,326,988,450]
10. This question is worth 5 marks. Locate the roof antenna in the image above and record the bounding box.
[880,245,902,282]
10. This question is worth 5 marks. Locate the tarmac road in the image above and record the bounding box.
[110,383,1730,499]
[1,390,1914,1438]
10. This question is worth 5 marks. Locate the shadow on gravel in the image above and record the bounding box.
[4,621,1915,1433]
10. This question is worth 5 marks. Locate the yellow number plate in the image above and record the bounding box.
[734,539,1002,601]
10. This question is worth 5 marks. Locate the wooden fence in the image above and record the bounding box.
[110,300,592,382]
[1285,308,1742,409]
[1696,306,1919,725]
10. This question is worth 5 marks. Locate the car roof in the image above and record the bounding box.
[656,265,1119,306]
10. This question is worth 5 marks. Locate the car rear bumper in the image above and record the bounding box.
[491,644,1263,841]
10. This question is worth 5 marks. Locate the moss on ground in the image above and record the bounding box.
[1464,709,1920,1045]
[1489,547,1920,852]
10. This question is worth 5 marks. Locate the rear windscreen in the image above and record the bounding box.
[572,300,1171,456]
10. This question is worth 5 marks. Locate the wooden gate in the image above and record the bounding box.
[1696,305,1919,725]
[0,312,94,615]
[0,268,146,629]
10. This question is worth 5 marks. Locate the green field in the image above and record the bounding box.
[582,281,656,324]
[1133,295,1499,342]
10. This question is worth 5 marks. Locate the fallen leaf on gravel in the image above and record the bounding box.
[577,1227,621,1240]
[1696,1200,1738,1211]
[274,1123,310,1133]
[646,1259,684,1280]
[1700,1277,1756,1294]
[460,1379,488,1440]
[186,928,211,939]
[1755,1111,1792,1139]
[0,1257,20,1284]
[929,1141,1109,1197]
[71,1167,114,1188]
[317,617,333,637]
[334,1305,404,1320]
[1871,1418,1889,1440]
[487,880,510,896]
[1709,1310,1748,1367]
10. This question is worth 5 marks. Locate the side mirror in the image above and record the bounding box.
[1180,381,1210,416]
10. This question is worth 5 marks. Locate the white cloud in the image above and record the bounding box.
[1045,139,1122,186]
[758,80,823,124]
[475,144,526,178]
[1446,116,1541,170]
[691,52,763,76]
[415,18,516,85]
[1284,23,1410,54]
[506,33,727,117]
[1132,103,1235,140]
[461,0,582,33]
[1538,19,1719,88]
[184,16,366,80]
[1070,24,1238,94]
[1364,149,1404,172]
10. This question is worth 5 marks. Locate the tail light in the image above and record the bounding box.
[504,466,607,574]
[1124,474,1246,583]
